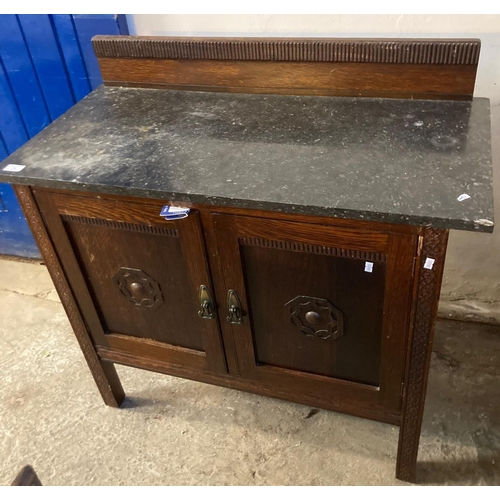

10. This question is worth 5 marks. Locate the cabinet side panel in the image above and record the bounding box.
[15,185,124,407]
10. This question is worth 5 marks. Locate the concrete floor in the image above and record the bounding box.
[1,258,499,486]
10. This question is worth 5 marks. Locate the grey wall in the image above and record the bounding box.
[127,14,500,324]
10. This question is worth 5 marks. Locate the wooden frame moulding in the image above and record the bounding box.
[397,227,449,482]
[93,36,480,100]
[14,185,125,408]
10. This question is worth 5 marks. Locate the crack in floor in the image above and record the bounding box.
[0,288,59,302]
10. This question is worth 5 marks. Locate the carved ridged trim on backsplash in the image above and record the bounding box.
[92,36,480,65]
[61,214,179,237]
[240,237,386,262]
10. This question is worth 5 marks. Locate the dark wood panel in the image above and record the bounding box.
[50,190,227,371]
[199,210,241,375]
[241,243,386,385]
[177,209,228,373]
[240,236,387,261]
[98,58,477,100]
[62,214,206,351]
[34,191,110,348]
[254,363,380,404]
[212,214,257,378]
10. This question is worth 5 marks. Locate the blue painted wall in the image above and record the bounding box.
[0,14,125,258]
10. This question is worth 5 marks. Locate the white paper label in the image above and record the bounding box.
[424,258,435,270]
[3,164,26,172]
[457,193,471,202]
[364,262,374,273]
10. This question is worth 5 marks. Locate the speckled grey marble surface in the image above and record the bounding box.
[0,86,494,232]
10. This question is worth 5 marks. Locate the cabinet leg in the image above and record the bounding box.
[396,228,449,482]
[95,360,125,408]
[14,185,125,408]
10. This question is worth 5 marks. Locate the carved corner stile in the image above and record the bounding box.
[396,227,449,482]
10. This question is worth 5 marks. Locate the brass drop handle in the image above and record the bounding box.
[226,290,243,324]
[198,285,215,320]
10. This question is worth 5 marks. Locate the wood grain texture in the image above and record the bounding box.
[176,209,227,373]
[233,215,389,253]
[20,184,446,482]
[60,214,179,236]
[212,213,416,420]
[93,36,480,65]
[104,333,207,370]
[97,345,401,425]
[199,210,241,375]
[14,26,463,481]
[379,233,418,410]
[52,192,179,229]
[396,228,449,482]
[93,36,479,99]
[239,236,387,262]
[38,190,228,374]
[62,215,206,349]
[97,58,477,100]
[14,185,125,408]
[34,190,111,348]
[36,187,424,236]
[241,243,386,385]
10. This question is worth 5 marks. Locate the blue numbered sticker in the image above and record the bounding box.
[160,205,190,220]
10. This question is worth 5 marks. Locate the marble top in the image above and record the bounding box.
[0,86,494,232]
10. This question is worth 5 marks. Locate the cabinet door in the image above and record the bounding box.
[35,190,226,374]
[213,214,417,418]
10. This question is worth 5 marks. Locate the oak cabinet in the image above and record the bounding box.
[35,191,227,374]
[213,213,416,419]
[2,35,492,484]
[34,188,419,426]
[16,184,452,483]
